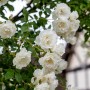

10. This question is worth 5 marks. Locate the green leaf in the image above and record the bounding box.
[45,8,51,14]
[6,4,14,11]
[33,0,40,3]
[23,8,29,22]
[17,88,25,90]
[85,32,90,42]
[21,23,29,33]
[58,75,66,90]
[5,69,14,80]
[34,15,38,20]
[32,21,38,29]
[15,72,22,83]
[39,11,42,17]
[37,17,47,27]
[9,0,15,2]
[0,85,2,90]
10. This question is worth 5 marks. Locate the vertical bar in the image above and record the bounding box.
[85,69,89,89]
[84,56,89,89]
[74,71,78,87]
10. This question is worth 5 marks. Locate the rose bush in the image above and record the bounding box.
[0,0,90,90]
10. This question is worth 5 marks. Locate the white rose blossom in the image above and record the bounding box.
[35,30,58,50]
[33,69,44,78]
[31,3,80,90]
[51,43,66,56]
[52,18,79,44]
[69,11,79,21]
[52,3,71,19]
[68,11,80,36]
[52,3,80,45]
[39,52,67,74]
[0,20,17,39]
[42,72,58,90]
[39,52,60,71]
[34,83,50,90]
[69,19,80,32]
[53,17,70,35]
[13,48,31,69]
[62,19,80,44]
[32,70,58,90]
[0,0,8,7]
[31,69,44,85]
[55,60,68,74]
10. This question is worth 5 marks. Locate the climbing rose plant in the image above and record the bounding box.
[0,0,90,90]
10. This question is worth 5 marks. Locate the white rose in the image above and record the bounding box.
[35,30,58,50]
[69,19,80,32]
[31,69,44,85]
[39,52,60,70]
[50,80,58,90]
[0,0,8,7]
[34,83,50,90]
[33,71,58,90]
[69,11,79,21]
[0,20,16,39]
[51,43,65,56]
[13,48,31,69]
[33,69,44,78]
[39,52,63,74]
[53,17,70,35]
[55,60,68,74]
[52,3,71,19]
[39,52,67,74]
[43,72,58,90]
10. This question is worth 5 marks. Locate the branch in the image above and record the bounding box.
[12,0,51,22]
[12,0,33,22]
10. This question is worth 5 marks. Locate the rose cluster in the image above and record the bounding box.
[31,3,80,90]
[52,3,80,44]
[33,29,67,90]
[0,2,80,90]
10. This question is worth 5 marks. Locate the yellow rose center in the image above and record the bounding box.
[58,22,65,28]
[45,59,54,65]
